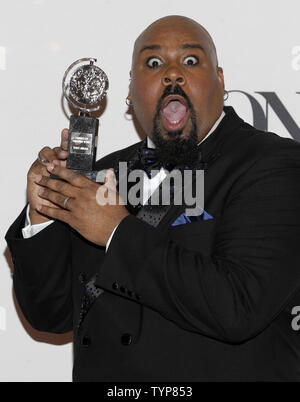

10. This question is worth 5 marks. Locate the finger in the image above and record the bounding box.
[48,159,67,168]
[29,160,51,179]
[46,164,89,188]
[38,146,64,165]
[31,159,47,171]
[35,174,77,197]
[38,187,74,210]
[38,146,52,164]
[60,128,69,151]
[36,204,70,223]
[53,146,68,161]
[37,196,61,209]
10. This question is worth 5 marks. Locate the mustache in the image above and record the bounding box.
[152,84,197,140]
[156,84,193,112]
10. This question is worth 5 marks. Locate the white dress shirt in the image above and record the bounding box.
[22,111,225,249]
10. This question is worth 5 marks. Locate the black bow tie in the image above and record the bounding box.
[139,143,165,178]
[136,140,203,178]
[113,139,207,181]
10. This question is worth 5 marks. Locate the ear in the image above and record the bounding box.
[217,67,225,90]
[128,71,132,100]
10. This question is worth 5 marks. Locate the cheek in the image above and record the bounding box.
[189,74,223,111]
[132,76,159,106]
[131,77,161,129]
[190,74,213,97]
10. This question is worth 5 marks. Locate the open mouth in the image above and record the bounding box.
[160,95,190,132]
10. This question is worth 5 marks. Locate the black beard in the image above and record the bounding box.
[151,85,200,170]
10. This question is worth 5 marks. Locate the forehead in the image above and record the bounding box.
[134,19,212,54]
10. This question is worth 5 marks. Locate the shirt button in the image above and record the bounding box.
[127,289,133,298]
[82,337,91,347]
[112,282,119,290]
[78,272,86,284]
[121,333,132,346]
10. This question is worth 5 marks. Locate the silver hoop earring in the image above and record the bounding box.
[224,90,229,101]
[126,96,133,106]
[124,111,133,121]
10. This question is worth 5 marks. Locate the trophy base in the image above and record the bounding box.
[67,115,98,171]
[50,170,100,182]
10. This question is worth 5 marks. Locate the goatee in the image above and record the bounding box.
[151,85,200,170]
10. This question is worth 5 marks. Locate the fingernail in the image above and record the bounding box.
[35,174,42,183]
[47,164,55,171]
[36,204,42,211]
[38,188,44,196]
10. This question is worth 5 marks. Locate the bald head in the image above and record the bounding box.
[129,14,225,146]
[132,15,219,68]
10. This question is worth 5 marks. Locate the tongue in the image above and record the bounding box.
[162,100,187,123]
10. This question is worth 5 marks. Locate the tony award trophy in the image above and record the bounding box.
[62,58,109,181]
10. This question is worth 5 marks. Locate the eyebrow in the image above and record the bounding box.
[140,44,162,53]
[180,43,206,53]
[139,43,206,54]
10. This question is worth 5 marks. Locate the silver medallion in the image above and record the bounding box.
[62,58,109,113]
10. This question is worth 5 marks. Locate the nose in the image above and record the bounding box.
[162,66,185,87]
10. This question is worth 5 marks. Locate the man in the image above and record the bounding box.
[5,15,300,382]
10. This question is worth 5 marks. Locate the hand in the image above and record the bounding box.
[27,129,69,224]
[34,163,130,247]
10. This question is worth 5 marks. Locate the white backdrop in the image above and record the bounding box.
[0,0,299,382]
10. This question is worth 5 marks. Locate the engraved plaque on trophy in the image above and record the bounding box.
[62,58,109,181]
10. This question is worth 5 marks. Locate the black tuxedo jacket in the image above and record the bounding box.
[5,107,300,382]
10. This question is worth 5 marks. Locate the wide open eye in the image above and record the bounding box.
[146,57,163,69]
[183,55,199,66]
